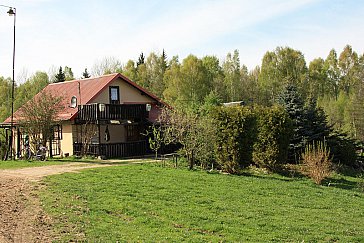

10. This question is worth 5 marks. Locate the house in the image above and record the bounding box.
[3,73,168,158]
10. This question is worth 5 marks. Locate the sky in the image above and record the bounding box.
[0,0,364,83]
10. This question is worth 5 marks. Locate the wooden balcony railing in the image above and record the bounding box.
[73,140,149,158]
[77,103,148,122]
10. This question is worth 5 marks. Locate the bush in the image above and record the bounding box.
[213,106,257,173]
[213,105,292,173]
[253,106,292,171]
[327,132,357,167]
[301,141,333,185]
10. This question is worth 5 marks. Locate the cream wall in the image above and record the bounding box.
[60,121,73,156]
[92,78,155,104]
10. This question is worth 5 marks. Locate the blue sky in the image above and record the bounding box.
[0,0,364,82]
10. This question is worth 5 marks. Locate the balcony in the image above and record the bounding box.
[76,103,148,123]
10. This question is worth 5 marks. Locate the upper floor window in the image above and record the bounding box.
[109,86,120,104]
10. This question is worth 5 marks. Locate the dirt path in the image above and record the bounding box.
[0,162,134,242]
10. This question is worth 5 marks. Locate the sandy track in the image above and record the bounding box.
[0,162,117,242]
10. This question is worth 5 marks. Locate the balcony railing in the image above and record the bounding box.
[73,140,149,158]
[77,103,148,122]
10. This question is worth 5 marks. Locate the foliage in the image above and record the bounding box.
[136,52,145,66]
[213,106,257,173]
[14,71,49,112]
[212,105,292,173]
[82,68,91,79]
[17,90,65,153]
[0,76,12,122]
[278,84,306,162]
[326,132,358,167]
[259,47,308,104]
[54,66,66,83]
[0,130,8,160]
[223,50,242,102]
[159,108,201,169]
[146,124,163,159]
[122,60,137,81]
[338,45,360,95]
[279,84,332,163]
[308,57,328,99]
[301,141,333,185]
[91,56,122,76]
[145,52,167,97]
[64,66,74,81]
[252,106,293,170]
[40,164,364,242]
[164,55,211,109]
[193,116,217,169]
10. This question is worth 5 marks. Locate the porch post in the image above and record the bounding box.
[49,136,53,158]
[16,127,20,158]
[98,122,101,157]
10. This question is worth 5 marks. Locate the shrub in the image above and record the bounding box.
[327,132,357,167]
[253,106,292,171]
[213,106,257,173]
[301,141,333,185]
[212,105,292,173]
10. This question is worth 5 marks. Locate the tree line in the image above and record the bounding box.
[0,45,363,144]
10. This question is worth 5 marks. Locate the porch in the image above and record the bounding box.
[73,140,149,158]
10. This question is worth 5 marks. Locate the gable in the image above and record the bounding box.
[91,77,156,104]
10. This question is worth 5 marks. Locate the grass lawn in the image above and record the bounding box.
[0,160,65,169]
[40,163,364,242]
[0,156,123,169]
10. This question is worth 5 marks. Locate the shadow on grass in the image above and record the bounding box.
[48,157,156,166]
[324,177,360,191]
[336,165,363,177]
[234,164,307,182]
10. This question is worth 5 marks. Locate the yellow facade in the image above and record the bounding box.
[92,78,154,104]
[60,121,73,156]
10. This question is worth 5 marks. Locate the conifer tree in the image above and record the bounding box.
[54,66,66,83]
[279,84,306,162]
[279,84,332,163]
[82,68,91,79]
[137,52,145,66]
[161,49,168,71]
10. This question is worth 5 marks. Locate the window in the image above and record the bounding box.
[126,125,142,141]
[53,124,63,140]
[109,86,120,104]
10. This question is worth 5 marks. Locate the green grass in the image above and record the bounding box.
[0,156,131,169]
[0,160,65,169]
[40,163,364,242]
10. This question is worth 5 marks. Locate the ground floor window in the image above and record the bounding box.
[126,125,143,141]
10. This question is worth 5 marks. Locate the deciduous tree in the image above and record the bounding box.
[92,57,122,76]
[259,47,308,104]
[17,90,65,156]
[223,50,242,102]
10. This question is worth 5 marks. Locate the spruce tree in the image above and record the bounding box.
[82,68,91,79]
[303,98,331,142]
[279,84,306,162]
[280,85,333,163]
[54,66,66,83]
[137,52,145,66]
[161,49,168,71]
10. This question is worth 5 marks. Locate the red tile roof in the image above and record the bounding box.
[4,73,168,123]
